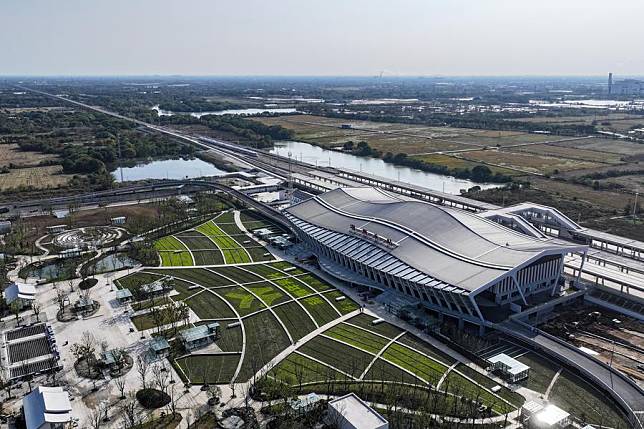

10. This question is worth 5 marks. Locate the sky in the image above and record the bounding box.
[2,0,643,76]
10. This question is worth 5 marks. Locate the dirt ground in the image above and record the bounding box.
[542,304,644,388]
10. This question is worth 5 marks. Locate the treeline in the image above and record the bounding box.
[162,114,294,148]
[311,107,596,137]
[157,100,243,112]
[341,141,512,183]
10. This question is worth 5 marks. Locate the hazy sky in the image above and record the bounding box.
[2,0,643,76]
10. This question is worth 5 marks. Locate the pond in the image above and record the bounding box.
[112,157,226,182]
[21,259,75,281]
[89,253,139,274]
[268,141,500,195]
[151,105,297,118]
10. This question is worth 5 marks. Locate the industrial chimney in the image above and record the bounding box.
[608,72,613,95]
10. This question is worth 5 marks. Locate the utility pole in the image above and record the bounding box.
[116,133,124,183]
[633,192,639,220]
[287,151,293,204]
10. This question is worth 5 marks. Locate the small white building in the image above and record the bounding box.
[531,404,571,428]
[327,393,389,429]
[23,386,73,429]
[488,353,530,382]
[111,216,126,225]
[3,282,36,309]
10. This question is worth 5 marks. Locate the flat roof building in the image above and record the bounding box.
[4,282,37,308]
[488,353,530,382]
[531,404,570,428]
[179,323,220,351]
[285,187,585,325]
[23,386,72,429]
[327,393,388,429]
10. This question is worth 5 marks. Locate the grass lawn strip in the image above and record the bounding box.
[358,332,407,380]
[454,363,525,408]
[298,336,372,378]
[196,221,251,263]
[300,296,339,326]
[323,290,360,314]
[236,266,319,329]
[184,289,236,319]
[345,313,404,339]
[272,302,318,341]
[116,272,162,291]
[175,354,239,385]
[381,342,447,386]
[172,234,196,266]
[154,236,194,267]
[270,352,345,385]
[322,323,392,355]
[237,310,291,382]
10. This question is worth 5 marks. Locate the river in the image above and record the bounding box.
[268,141,500,194]
[151,105,297,118]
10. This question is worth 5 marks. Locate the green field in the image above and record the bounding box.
[185,290,236,319]
[324,323,390,355]
[272,302,318,340]
[175,354,239,385]
[154,236,194,266]
[300,296,339,326]
[196,221,251,264]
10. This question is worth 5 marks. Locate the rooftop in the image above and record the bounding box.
[179,323,219,343]
[3,282,36,304]
[488,353,530,375]
[534,404,570,426]
[286,187,583,293]
[23,386,72,429]
[328,393,388,429]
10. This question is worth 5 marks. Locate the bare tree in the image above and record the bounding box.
[120,391,139,429]
[9,301,22,325]
[114,375,127,400]
[154,364,170,394]
[88,408,103,429]
[31,301,42,322]
[136,355,149,389]
[54,285,68,313]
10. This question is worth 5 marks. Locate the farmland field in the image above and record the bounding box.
[0,165,73,191]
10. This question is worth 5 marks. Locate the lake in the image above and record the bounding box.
[112,158,226,182]
[152,105,297,118]
[268,141,500,195]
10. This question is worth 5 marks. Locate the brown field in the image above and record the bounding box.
[411,154,519,176]
[509,113,644,125]
[460,149,603,174]
[0,165,72,191]
[603,174,644,193]
[511,143,624,164]
[529,177,633,209]
[558,137,644,157]
[0,144,60,167]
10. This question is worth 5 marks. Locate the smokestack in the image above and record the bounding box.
[608,72,613,95]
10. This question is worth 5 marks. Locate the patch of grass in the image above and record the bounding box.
[381,343,446,386]
[175,354,239,385]
[455,364,524,408]
[185,290,236,319]
[116,272,162,291]
[271,353,344,385]
[324,323,390,355]
[269,261,307,275]
[397,334,457,365]
[191,250,224,265]
[243,263,288,280]
[238,311,291,381]
[273,302,317,341]
[218,286,265,316]
[363,358,421,384]
[443,372,515,414]
[274,277,314,298]
[149,268,233,288]
[211,266,263,284]
[549,370,630,428]
[297,274,332,292]
[245,282,289,306]
[299,336,373,378]
[324,290,359,314]
[346,313,404,339]
[246,246,275,262]
[300,296,339,326]
[516,352,560,394]
[196,221,251,264]
[130,313,157,331]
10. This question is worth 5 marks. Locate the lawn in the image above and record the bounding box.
[324,290,359,314]
[516,352,560,394]
[324,323,390,355]
[238,311,291,381]
[211,266,263,284]
[196,221,251,264]
[184,290,236,319]
[149,268,233,288]
[398,333,456,365]
[364,358,421,385]
[154,236,194,267]
[271,353,344,385]
[299,336,373,378]
[244,282,290,306]
[116,272,162,291]
[243,263,289,280]
[346,313,404,339]
[269,261,307,275]
[191,250,225,266]
[443,371,515,414]
[549,370,630,428]
[130,313,157,331]
[274,277,314,298]
[300,296,339,326]
[455,364,525,408]
[381,342,447,386]
[297,274,332,292]
[175,354,239,385]
[272,302,318,341]
[218,286,266,316]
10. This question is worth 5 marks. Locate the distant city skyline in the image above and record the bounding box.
[2,0,643,76]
